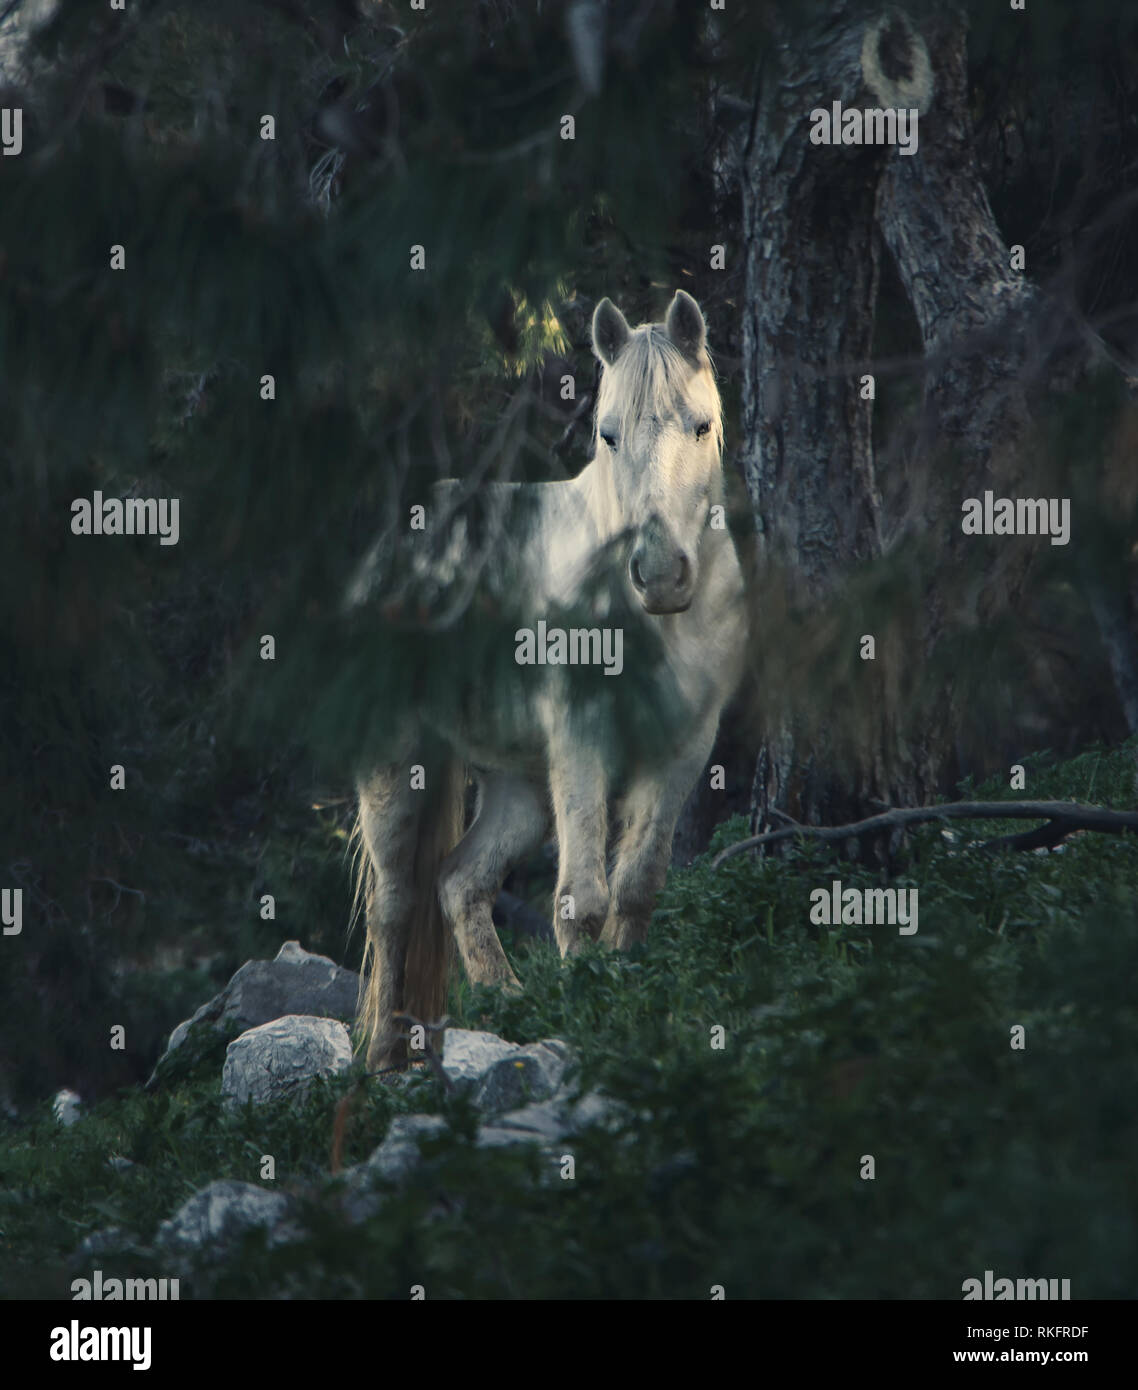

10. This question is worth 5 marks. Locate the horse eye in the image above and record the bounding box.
[695,421,712,440]
[601,431,618,449]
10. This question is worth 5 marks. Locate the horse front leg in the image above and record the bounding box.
[547,728,610,957]
[602,722,719,951]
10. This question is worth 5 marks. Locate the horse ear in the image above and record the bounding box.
[592,297,631,366]
[664,289,707,364]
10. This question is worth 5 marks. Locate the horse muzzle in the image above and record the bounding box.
[629,547,693,614]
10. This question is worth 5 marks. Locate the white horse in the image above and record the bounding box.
[349,290,747,1070]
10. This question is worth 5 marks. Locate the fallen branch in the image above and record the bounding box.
[710,801,1138,869]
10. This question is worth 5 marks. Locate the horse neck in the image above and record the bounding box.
[573,453,623,544]
[523,456,621,610]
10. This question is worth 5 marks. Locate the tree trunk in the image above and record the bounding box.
[877,5,1138,747]
[740,6,934,839]
[670,715,752,867]
[739,3,1137,846]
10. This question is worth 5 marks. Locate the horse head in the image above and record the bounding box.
[590,289,724,616]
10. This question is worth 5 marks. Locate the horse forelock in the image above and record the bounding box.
[595,325,723,462]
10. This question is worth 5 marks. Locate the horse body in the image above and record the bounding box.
[352,290,747,1070]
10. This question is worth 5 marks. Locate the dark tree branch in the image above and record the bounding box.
[550,390,593,458]
[390,1012,454,1094]
[711,801,1138,868]
[712,93,752,128]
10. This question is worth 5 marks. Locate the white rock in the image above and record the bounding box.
[221,1014,352,1105]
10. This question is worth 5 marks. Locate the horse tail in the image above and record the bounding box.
[351,754,466,1062]
[404,753,466,1028]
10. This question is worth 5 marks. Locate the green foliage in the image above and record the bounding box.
[2,742,1135,1297]
[3,0,1136,1110]
[1,0,1137,1297]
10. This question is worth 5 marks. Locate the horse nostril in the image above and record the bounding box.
[675,554,691,589]
[630,554,646,590]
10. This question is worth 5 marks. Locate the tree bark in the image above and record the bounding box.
[740,6,934,839]
[738,3,1137,852]
[877,4,1138,745]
